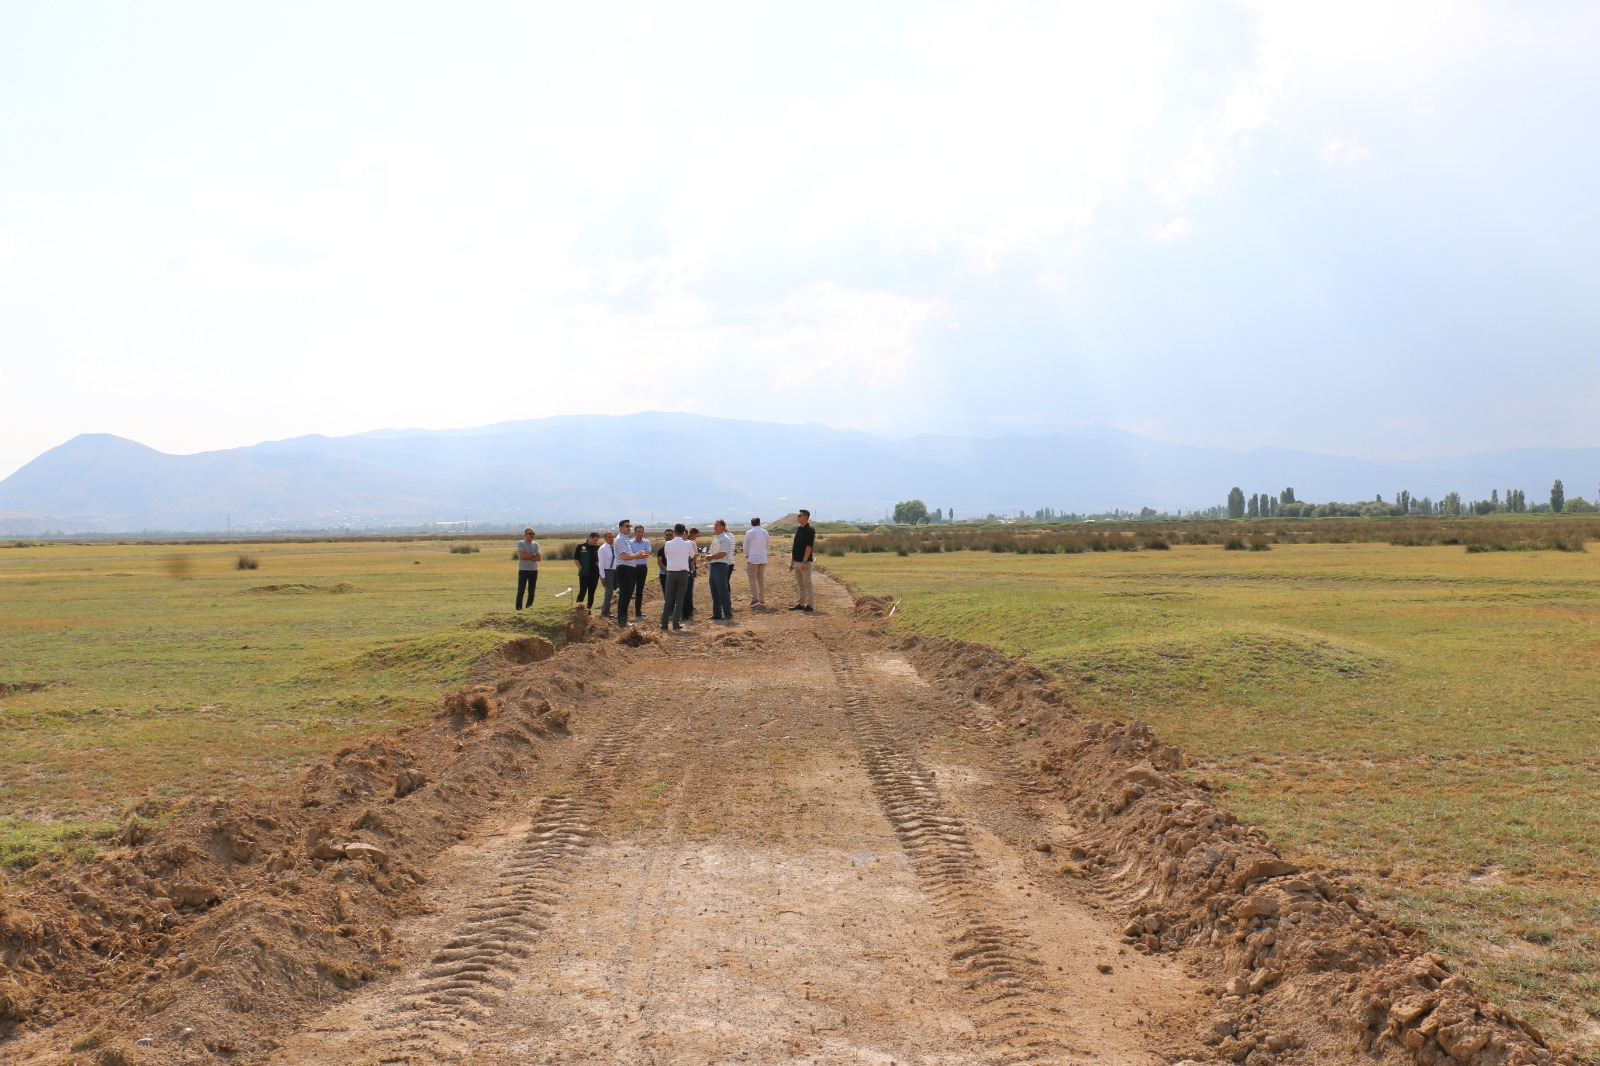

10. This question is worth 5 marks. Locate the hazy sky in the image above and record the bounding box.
[2,1,1597,480]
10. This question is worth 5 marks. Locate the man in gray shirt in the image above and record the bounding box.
[706,518,736,620]
[515,527,542,610]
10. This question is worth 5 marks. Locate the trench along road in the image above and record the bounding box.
[275,571,1210,1065]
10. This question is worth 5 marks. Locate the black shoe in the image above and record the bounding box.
[789,604,804,611]
[802,605,814,612]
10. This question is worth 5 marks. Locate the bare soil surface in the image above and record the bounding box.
[2,573,1583,1065]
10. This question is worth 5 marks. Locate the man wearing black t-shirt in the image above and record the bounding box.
[573,532,602,609]
[789,509,816,612]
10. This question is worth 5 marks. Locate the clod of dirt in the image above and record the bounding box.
[0,979,29,1029]
[499,636,555,665]
[616,627,663,648]
[393,767,427,798]
[442,686,497,721]
[243,583,321,594]
[854,595,895,619]
[710,629,764,650]
[563,606,608,644]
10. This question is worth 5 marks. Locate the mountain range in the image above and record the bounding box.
[1,413,1596,534]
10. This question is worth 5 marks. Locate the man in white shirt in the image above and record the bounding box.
[598,530,617,618]
[706,518,737,620]
[659,524,696,630]
[742,517,770,608]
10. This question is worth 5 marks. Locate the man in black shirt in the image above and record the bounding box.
[573,531,602,609]
[789,509,816,612]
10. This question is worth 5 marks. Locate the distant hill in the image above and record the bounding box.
[1,413,1596,534]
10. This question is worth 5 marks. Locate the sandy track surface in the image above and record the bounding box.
[274,574,1204,1065]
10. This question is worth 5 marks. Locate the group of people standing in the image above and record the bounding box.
[514,510,817,629]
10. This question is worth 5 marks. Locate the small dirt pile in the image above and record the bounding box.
[892,626,1581,1066]
[709,628,764,651]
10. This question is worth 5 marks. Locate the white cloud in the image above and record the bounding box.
[759,285,942,390]
[1321,137,1373,165]
[1154,217,1192,241]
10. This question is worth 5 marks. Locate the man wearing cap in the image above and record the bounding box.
[515,527,542,610]
[742,517,769,608]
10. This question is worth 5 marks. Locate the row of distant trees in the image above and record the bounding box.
[1224,481,1595,519]
[886,481,1596,526]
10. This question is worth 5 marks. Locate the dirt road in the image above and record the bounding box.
[274,574,1205,1064]
[7,569,1579,1065]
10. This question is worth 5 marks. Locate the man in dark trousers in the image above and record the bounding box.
[598,530,617,617]
[515,527,542,610]
[573,531,602,609]
[789,509,816,611]
[706,518,736,620]
[659,524,695,630]
[613,520,639,627]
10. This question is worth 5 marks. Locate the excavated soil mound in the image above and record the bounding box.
[0,641,640,1059]
[854,593,895,620]
[894,628,1580,1066]
[496,635,555,666]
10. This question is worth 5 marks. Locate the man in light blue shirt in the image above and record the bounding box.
[613,520,639,627]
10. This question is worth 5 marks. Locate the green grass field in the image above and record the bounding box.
[0,538,576,869]
[824,543,1600,1051]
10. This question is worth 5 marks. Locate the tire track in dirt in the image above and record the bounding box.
[827,645,1094,1065]
[361,712,656,1064]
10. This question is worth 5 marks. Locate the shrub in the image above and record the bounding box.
[1248,535,1271,551]
[1140,536,1170,550]
[1222,536,1247,551]
[448,543,481,554]
[235,555,259,570]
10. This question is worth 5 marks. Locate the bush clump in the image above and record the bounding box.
[235,555,260,571]
[448,543,481,554]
